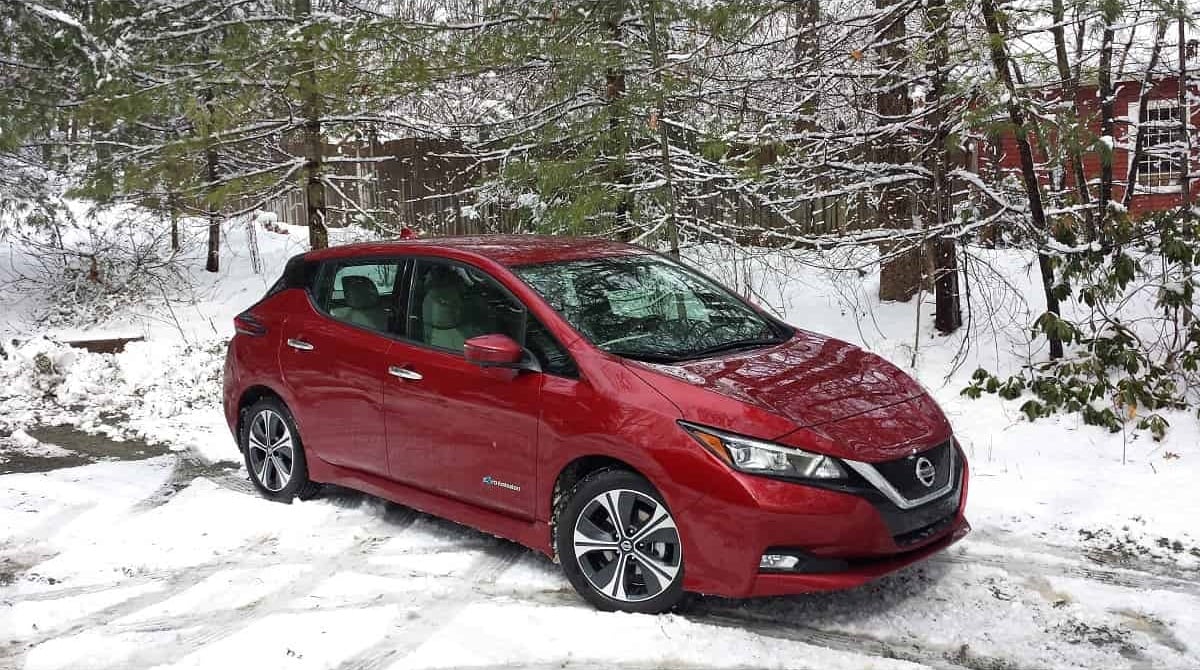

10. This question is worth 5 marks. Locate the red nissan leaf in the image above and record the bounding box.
[222,236,969,613]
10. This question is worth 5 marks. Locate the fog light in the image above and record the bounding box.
[759,554,800,570]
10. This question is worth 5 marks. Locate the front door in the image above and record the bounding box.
[384,258,542,518]
[280,257,405,476]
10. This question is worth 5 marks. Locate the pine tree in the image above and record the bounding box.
[431,0,778,242]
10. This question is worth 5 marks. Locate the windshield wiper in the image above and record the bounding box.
[607,350,686,364]
[682,337,785,360]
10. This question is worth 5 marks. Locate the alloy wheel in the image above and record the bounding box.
[572,488,682,603]
[247,409,294,492]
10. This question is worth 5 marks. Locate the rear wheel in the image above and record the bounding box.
[556,469,684,613]
[240,398,320,502]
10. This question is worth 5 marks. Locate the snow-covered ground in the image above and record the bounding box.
[1,206,1198,669]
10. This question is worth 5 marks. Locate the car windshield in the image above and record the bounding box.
[513,255,789,363]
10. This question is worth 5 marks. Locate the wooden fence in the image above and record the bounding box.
[259,138,905,243]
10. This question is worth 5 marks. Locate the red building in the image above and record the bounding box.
[983,76,1198,217]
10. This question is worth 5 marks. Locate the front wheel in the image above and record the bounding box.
[240,398,320,502]
[555,469,685,614]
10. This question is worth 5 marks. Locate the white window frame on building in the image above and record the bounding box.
[1127,98,1188,193]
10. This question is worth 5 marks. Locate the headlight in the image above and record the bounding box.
[680,422,847,480]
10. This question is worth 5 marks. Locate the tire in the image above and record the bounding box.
[555,468,685,614]
[239,397,321,503]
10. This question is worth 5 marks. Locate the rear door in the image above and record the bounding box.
[384,257,548,518]
[280,257,407,476]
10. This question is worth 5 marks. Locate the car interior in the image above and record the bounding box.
[329,275,390,331]
[316,258,573,375]
[406,262,525,350]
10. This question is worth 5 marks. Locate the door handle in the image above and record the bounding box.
[388,365,423,381]
[287,338,315,351]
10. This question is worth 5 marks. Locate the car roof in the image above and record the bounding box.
[303,234,651,266]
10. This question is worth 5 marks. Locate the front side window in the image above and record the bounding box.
[408,260,526,352]
[513,255,789,363]
[315,260,402,333]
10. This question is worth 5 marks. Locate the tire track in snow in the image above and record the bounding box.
[481,563,1184,670]
[0,501,94,588]
[3,496,420,668]
[463,586,990,670]
[335,542,526,670]
[134,451,249,510]
[681,606,1005,670]
[4,502,93,547]
[104,506,423,668]
[0,535,281,661]
[938,541,1200,598]
[680,543,1200,670]
[1,449,235,599]
[8,443,1195,670]
[966,530,1200,584]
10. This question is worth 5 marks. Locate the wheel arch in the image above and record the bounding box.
[549,454,650,558]
[235,384,290,450]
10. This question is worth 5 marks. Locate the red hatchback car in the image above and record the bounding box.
[223,236,969,613]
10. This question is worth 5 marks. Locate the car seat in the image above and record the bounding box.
[422,274,467,351]
[331,276,387,331]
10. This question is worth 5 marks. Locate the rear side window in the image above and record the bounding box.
[315,259,404,334]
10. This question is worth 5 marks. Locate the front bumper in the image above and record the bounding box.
[746,516,970,596]
[676,447,969,598]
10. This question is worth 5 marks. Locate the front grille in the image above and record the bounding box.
[859,442,963,545]
[872,440,954,501]
[894,516,957,547]
[875,479,961,541]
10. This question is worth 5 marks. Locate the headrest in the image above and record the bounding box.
[342,275,380,309]
[423,283,463,329]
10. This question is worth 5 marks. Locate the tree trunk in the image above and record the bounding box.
[792,0,819,134]
[1122,20,1169,208]
[645,0,678,256]
[1096,11,1117,232]
[297,0,328,250]
[981,0,1063,359]
[1178,3,1192,207]
[1050,0,1094,239]
[203,88,220,273]
[875,0,922,302]
[792,0,820,237]
[169,195,180,253]
[924,0,961,333]
[605,0,631,241]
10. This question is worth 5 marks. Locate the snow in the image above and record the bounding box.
[392,603,928,670]
[1,204,1198,668]
[0,457,174,548]
[156,606,405,670]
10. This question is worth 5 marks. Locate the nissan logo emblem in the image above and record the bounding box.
[915,457,936,487]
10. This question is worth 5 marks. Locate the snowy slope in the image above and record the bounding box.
[1,206,1198,669]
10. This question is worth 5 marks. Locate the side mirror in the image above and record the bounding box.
[464,334,537,371]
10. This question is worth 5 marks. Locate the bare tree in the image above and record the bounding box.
[980,0,1064,359]
[923,0,961,333]
[875,0,924,303]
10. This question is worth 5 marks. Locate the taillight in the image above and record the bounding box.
[234,313,267,337]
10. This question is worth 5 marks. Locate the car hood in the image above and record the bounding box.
[630,329,928,430]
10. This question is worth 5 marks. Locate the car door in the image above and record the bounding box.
[384,257,547,518]
[280,257,406,477]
